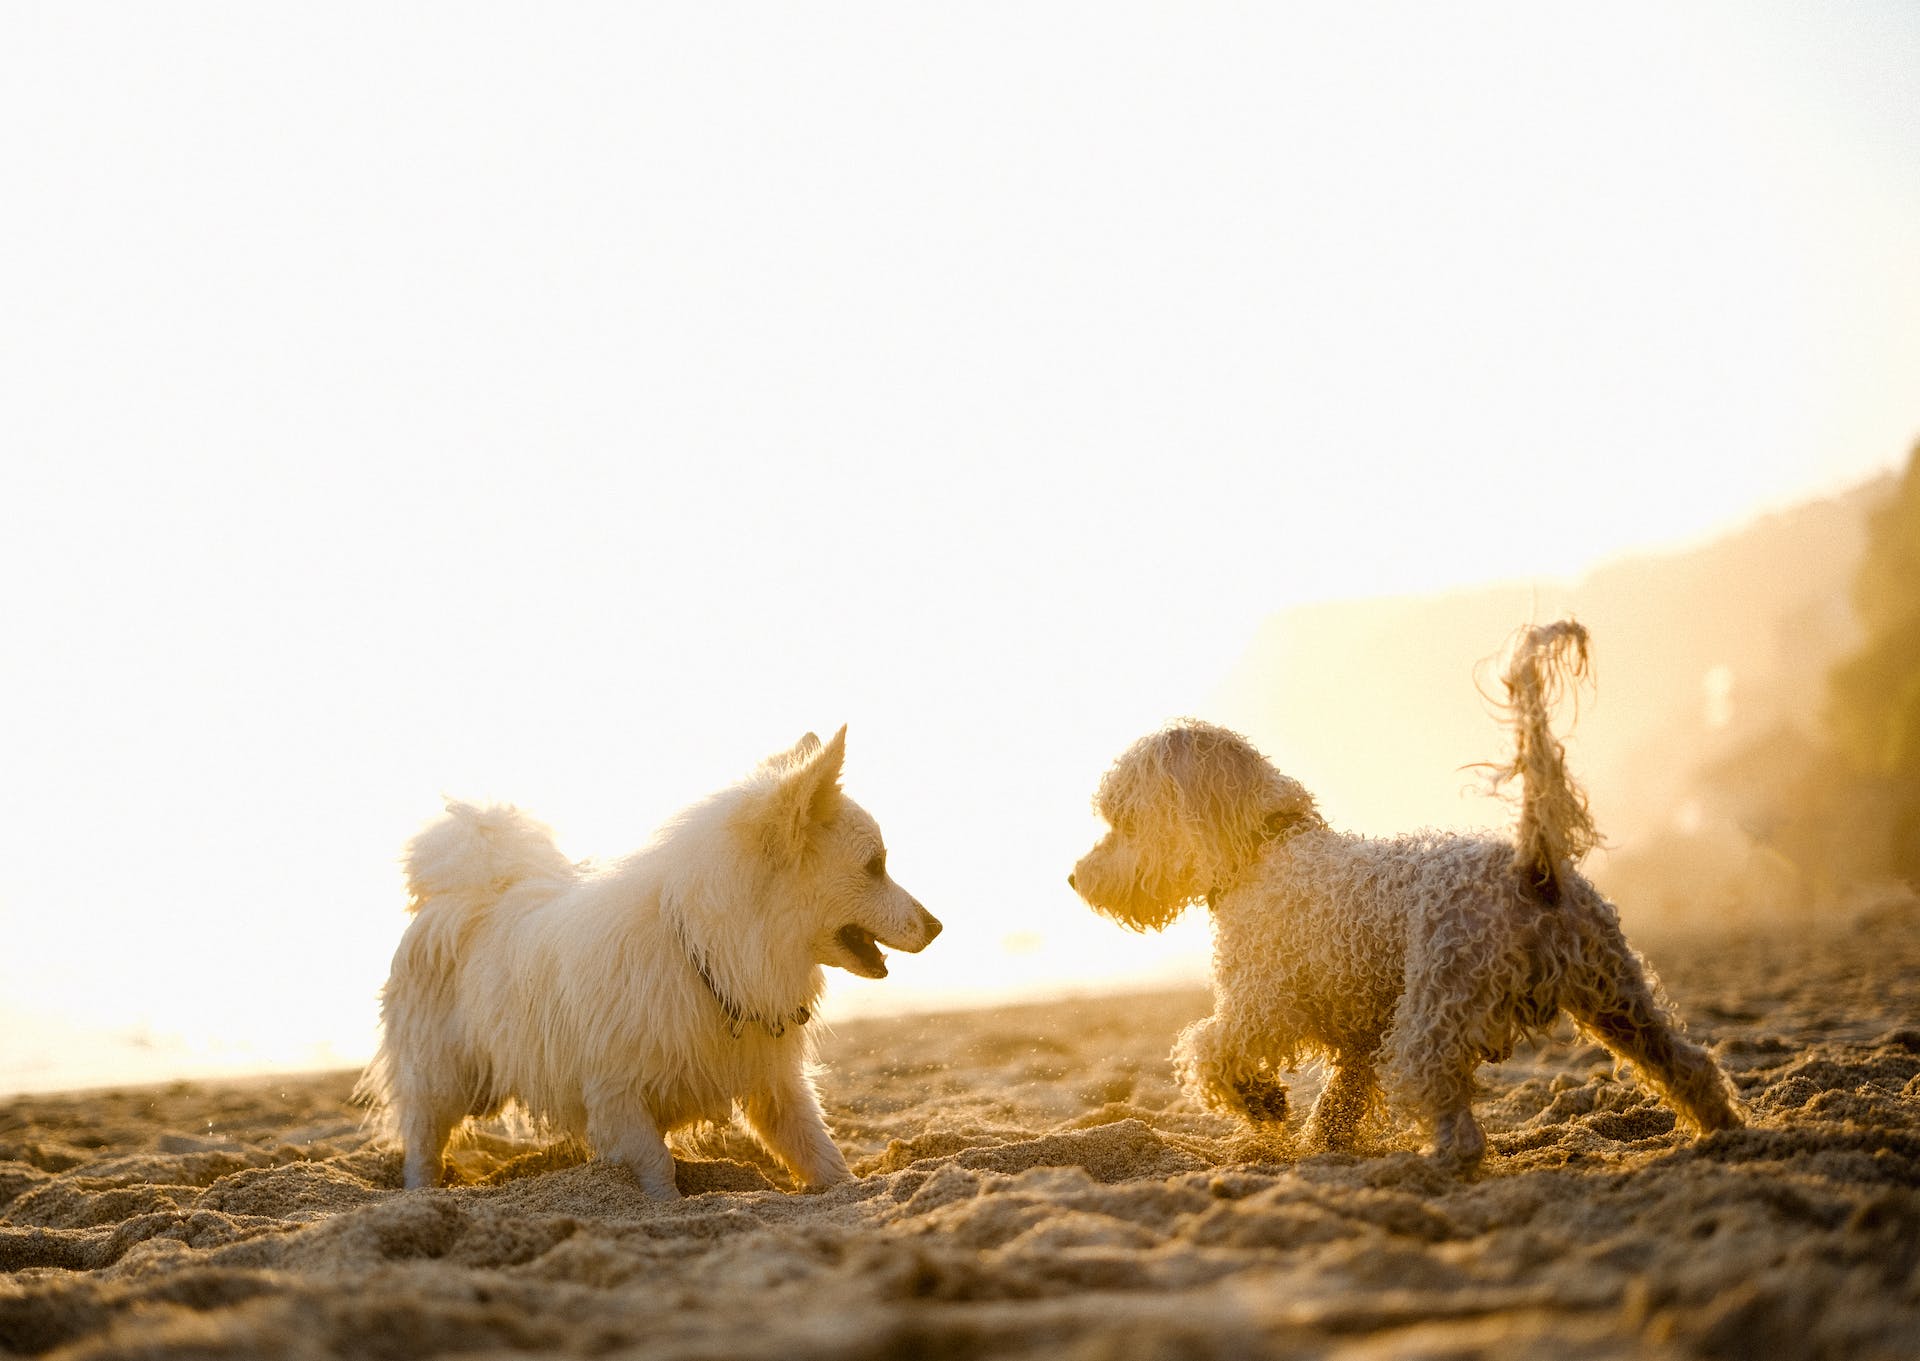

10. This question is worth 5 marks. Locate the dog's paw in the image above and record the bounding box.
[612,1164,683,1200]
[1230,1073,1291,1125]
[1426,1109,1487,1173]
[800,1171,856,1194]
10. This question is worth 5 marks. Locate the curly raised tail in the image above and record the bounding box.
[1494,620,1599,898]
[403,800,572,913]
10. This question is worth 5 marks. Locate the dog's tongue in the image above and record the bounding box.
[836,924,888,977]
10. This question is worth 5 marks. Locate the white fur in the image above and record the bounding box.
[359,727,941,1196]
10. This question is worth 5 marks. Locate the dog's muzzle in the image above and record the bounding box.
[839,905,942,979]
[902,905,942,950]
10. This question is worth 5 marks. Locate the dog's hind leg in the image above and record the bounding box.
[588,1093,681,1199]
[1564,942,1741,1135]
[396,1086,459,1190]
[742,1075,853,1191]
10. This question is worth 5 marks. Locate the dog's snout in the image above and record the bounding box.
[1067,873,1077,891]
[916,906,942,944]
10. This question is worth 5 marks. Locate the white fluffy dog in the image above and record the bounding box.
[1070,622,1741,1168]
[360,727,941,1196]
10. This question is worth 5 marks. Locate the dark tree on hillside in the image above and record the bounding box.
[1828,441,1920,882]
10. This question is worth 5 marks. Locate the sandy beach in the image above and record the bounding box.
[4,894,1918,1361]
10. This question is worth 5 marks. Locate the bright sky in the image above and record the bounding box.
[3,3,1917,1091]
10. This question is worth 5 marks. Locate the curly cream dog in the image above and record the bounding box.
[361,727,941,1195]
[1070,622,1740,1167]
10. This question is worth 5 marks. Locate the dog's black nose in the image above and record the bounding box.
[1067,873,1076,890]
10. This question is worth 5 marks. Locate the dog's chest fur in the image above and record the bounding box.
[642,1027,811,1130]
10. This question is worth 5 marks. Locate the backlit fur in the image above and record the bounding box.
[359,727,942,1196]
[1072,622,1741,1168]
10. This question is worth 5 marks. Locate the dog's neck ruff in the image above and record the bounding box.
[670,915,811,1040]
[1206,811,1322,910]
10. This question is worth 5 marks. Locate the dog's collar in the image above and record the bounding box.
[671,914,811,1040]
[694,950,811,1040]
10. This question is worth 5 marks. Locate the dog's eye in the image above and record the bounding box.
[865,851,886,879]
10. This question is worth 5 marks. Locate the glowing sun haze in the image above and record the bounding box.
[2,3,1916,1091]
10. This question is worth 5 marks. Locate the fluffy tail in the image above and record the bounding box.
[1493,621,1600,898]
[403,799,573,912]
[355,801,573,1133]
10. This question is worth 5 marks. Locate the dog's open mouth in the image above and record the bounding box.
[834,924,889,978]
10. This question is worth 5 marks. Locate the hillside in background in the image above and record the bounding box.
[1213,476,1893,926]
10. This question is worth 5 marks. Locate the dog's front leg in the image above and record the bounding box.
[1172,1011,1291,1123]
[742,1075,853,1192]
[1302,1058,1379,1151]
[396,1092,459,1191]
[587,1097,681,1199]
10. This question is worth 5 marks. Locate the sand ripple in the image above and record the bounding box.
[4,897,1919,1359]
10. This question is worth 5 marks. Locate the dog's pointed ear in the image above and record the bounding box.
[754,725,847,858]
